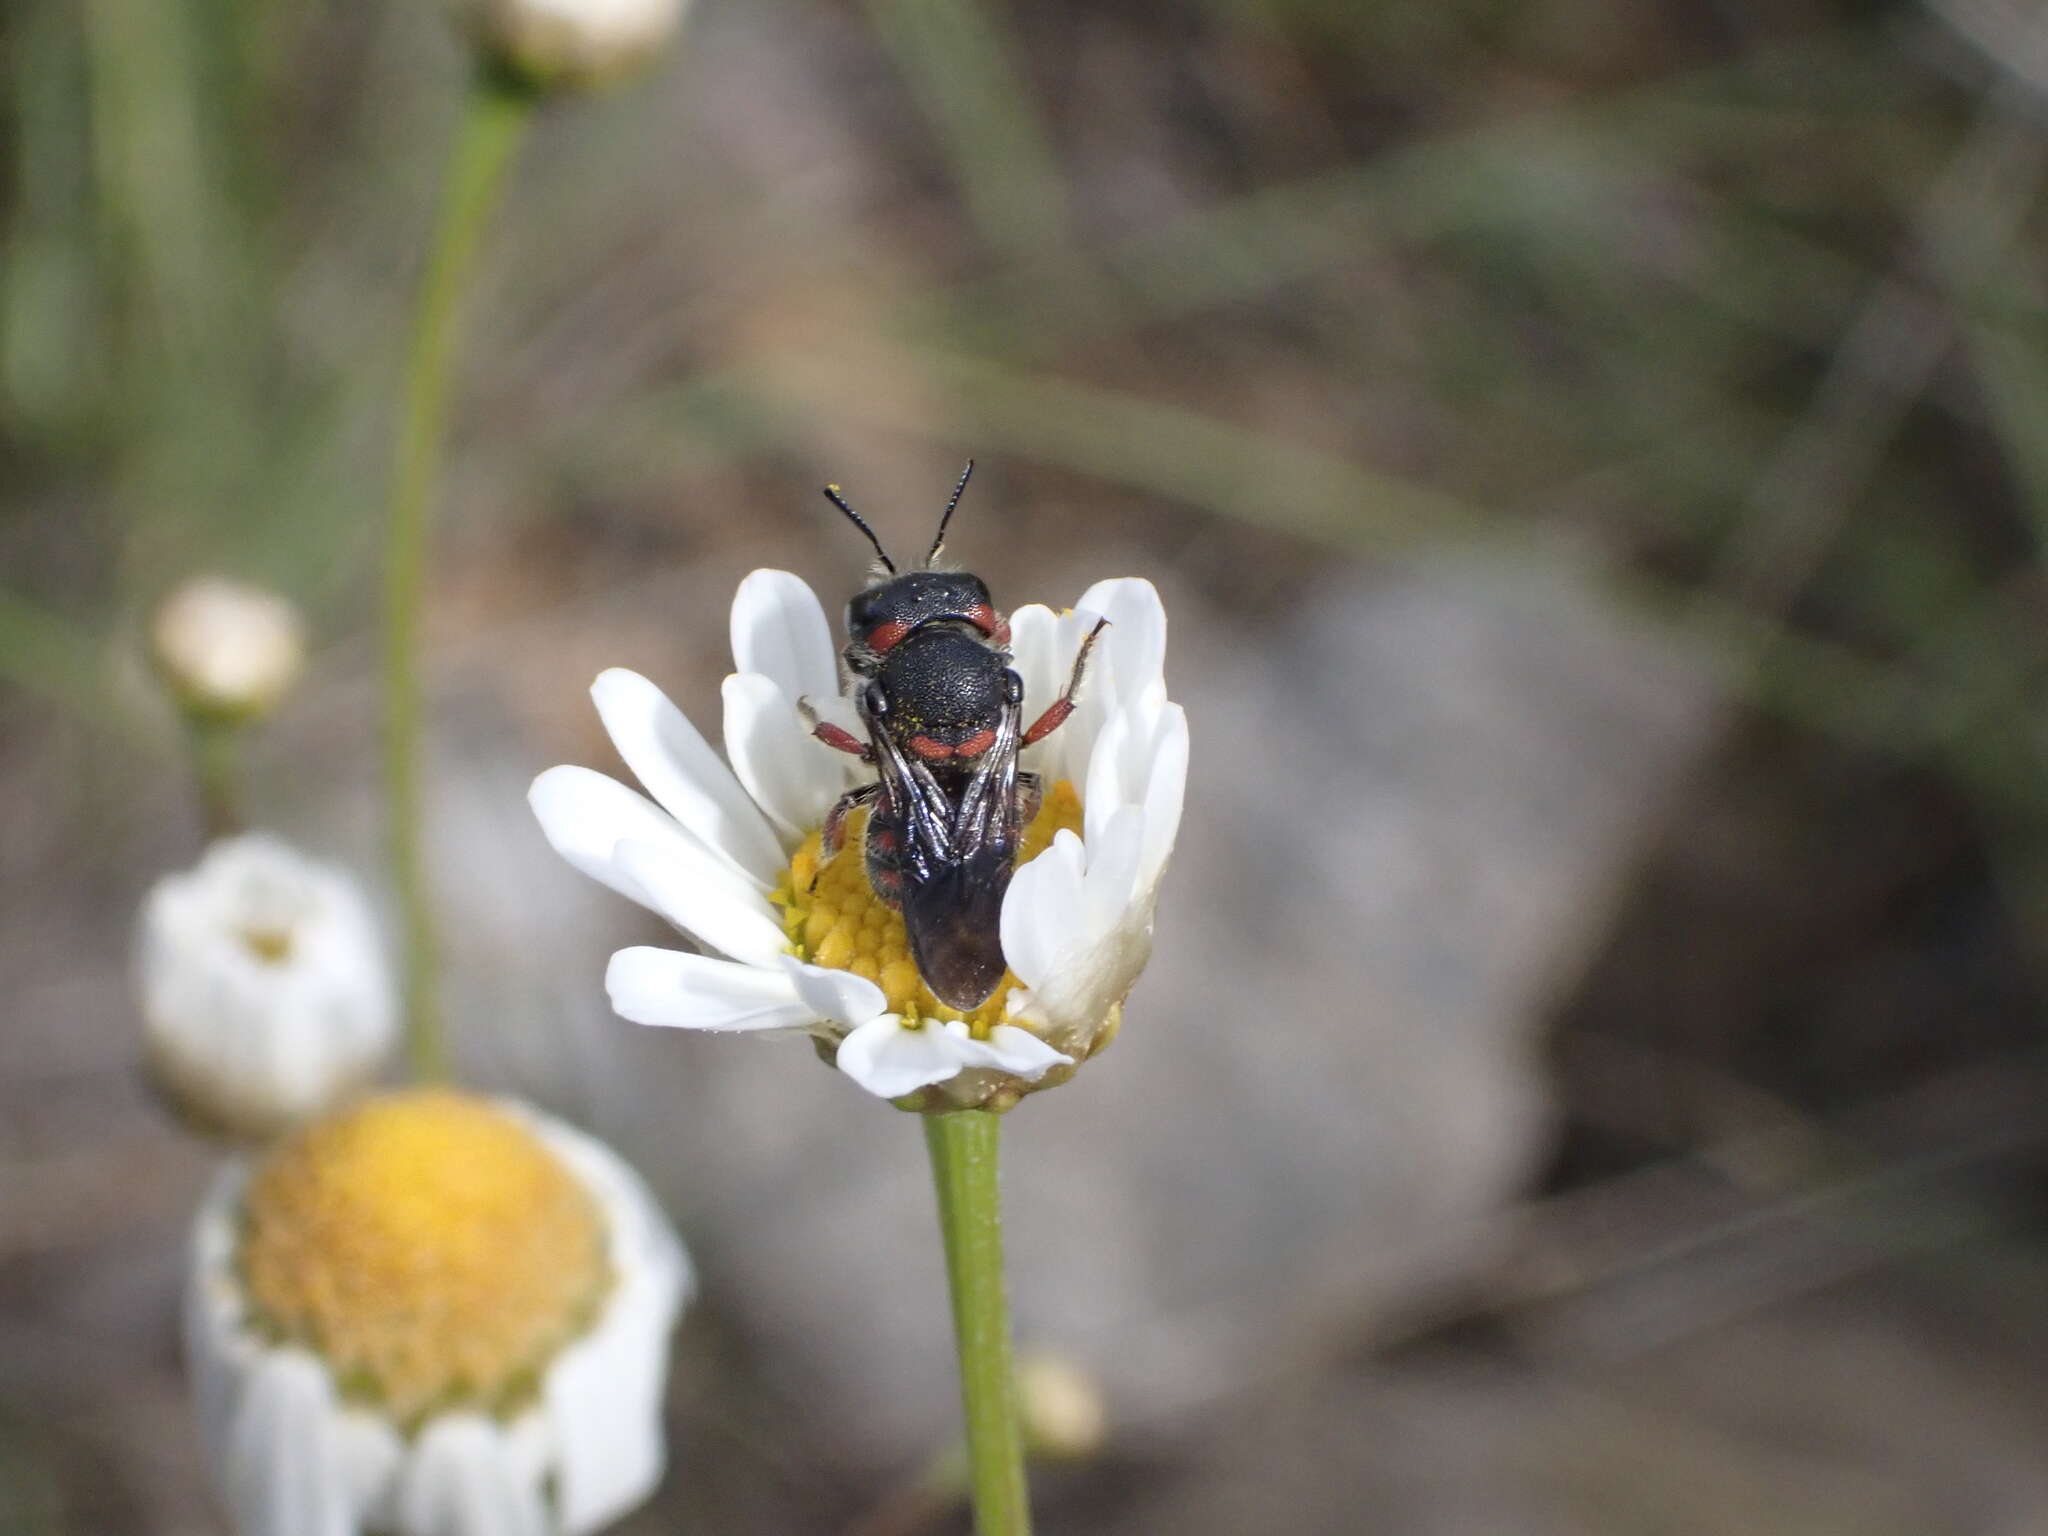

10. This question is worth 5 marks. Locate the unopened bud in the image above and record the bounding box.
[151,577,306,725]
[459,0,685,91]
[1016,1351,1107,1463]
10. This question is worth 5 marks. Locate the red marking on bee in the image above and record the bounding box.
[952,728,997,758]
[868,827,897,853]
[866,619,913,653]
[907,734,954,761]
[965,603,1003,642]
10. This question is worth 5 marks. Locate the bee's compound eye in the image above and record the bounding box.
[864,680,890,717]
[1003,669,1023,706]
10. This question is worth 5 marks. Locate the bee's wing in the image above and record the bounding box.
[867,721,957,878]
[901,853,1014,1011]
[873,696,1024,1012]
[951,699,1021,859]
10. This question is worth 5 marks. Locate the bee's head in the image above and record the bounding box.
[844,571,1004,673]
[823,462,1008,674]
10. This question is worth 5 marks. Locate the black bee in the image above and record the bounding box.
[804,463,1105,1010]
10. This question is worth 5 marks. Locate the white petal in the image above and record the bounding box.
[223,1350,356,1536]
[532,768,781,957]
[1082,709,1138,850]
[722,673,861,845]
[834,1015,981,1099]
[1083,699,1188,893]
[612,840,789,968]
[730,570,842,704]
[1014,605,1111,786]
[778,954,890,1027]
[980,1024,1071,1081]
[395,1416,548,1536]
[528,1119,691,1534]
[1074,577,1167,705]
[1137,702,1189,889]
[1001,830,1088,988]
[1033,578,1164,786]
[184,1170,246,1469]
[589,668,784,887]
[527,766,681,909]
[1006,604,1065,730]
[1077,804,1146,945]
[605,947,819,1032]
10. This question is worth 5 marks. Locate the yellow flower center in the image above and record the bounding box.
[774,779,1083,1037]
[236,1090,611,1430]
[237,924,295,965]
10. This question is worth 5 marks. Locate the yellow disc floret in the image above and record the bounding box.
[237,1090,611,1429]
[775,779,1083,1037]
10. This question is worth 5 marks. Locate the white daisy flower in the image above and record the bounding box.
[185,1089,691,1536]
[529,570,1186,1110]
[137,834,397,1141]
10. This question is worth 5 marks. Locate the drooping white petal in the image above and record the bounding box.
[606,947,819,1032]
[184,1169,246,1470]
[729,570,842,705]
[589,669,785,887]
[722,673,862,844]
[525,1114,692,1535]
[835,1015,981,1098]
[394,1416,548,1536]
[612,840,789,968]
[980,1024,1072,1081]
[224,1350,358,1536]
[779,954,890,1028]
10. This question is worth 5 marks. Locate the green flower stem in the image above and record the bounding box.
[383,74,535,1084]
[186,717,244,840]
[923,1109,1031,1536]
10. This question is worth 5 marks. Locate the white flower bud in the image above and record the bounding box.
[459,0,685,90]
[137,834,396,1140]
[1017,1352,1107,1462]
[150,576,306,725]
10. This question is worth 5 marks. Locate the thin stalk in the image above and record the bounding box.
[383,74,534,1083]
[187,718,244,839]
[923,1109,1031,1536]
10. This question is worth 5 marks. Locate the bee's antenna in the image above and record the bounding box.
[823,483,897,574]
[926,459,975,566]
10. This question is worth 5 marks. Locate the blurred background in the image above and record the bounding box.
[7,0,2048,1529]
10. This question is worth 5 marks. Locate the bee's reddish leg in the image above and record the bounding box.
[798,696,874,761]
[1021,618,1110,747]
[821,784,879,856]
